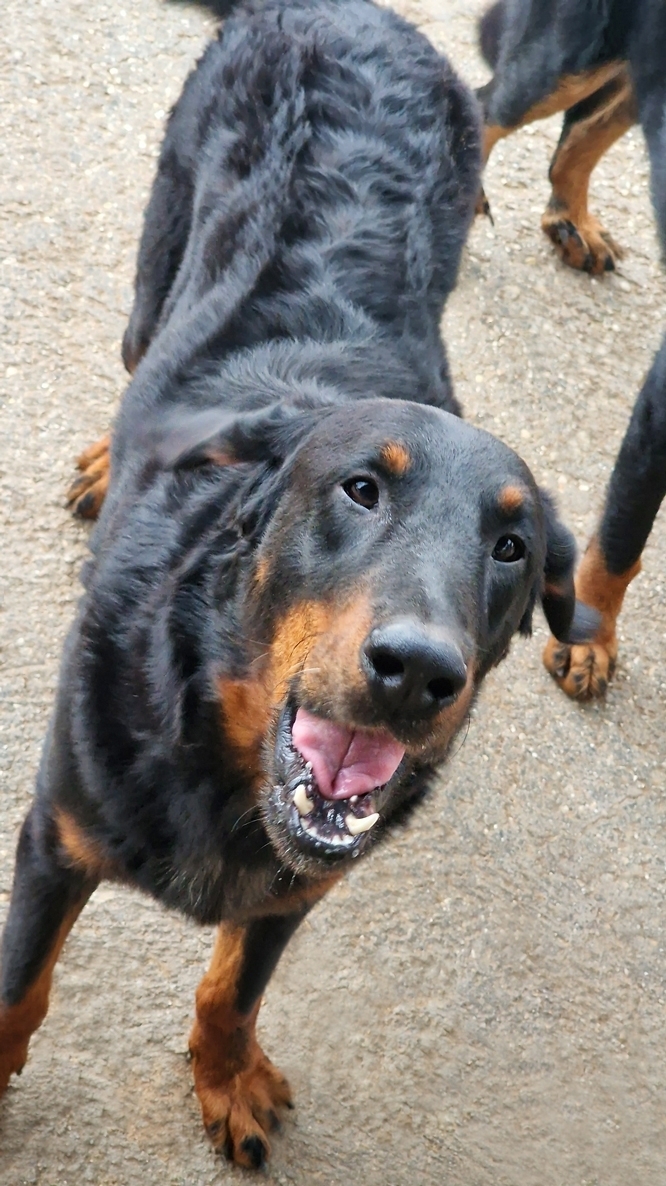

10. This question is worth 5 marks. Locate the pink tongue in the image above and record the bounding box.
[291,707,405,800]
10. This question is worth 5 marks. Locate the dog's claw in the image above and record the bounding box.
[475,185,494,224]
[66,433,111,520]
[543,635,615,700]
[240,1135,267,1169]
[542,207,623,275]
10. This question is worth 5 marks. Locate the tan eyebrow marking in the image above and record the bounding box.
[380,441,411,476]
[497,484,525,514]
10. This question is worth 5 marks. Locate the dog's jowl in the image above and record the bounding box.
[0,0,592,1169]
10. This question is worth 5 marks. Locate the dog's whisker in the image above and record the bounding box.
[449,711,472,761]
[230,805,259,834]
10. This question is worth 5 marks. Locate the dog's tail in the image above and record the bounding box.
[478,1,505,69]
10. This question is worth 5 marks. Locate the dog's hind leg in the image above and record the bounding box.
[544,86,666,698]
[541,70,637,274]
[479,62,626,164]
[66,113,196,520]
[66,165,194,522]
[0,806,97,1093]
[478,63,631,257]
[544,335,666,698]
[66,160,195,520]
[121,163,194,375]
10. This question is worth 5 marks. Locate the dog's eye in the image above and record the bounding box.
[492,534,525,563]
[342,477,379,509]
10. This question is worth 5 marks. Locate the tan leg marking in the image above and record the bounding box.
[543,536,641,699]
[483,121,508,164]
[542,69,637,273]
[189,923,293,1169]
[66,432,111,519]
[55,809,117,881]
[483,63,627,164]
[0,901,86,1095]
[483,64,637,271]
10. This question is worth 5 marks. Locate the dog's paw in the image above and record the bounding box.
[543,633,616,699]
[66,433,110,519]
[541,206,623,275]
[0,1033,30,1095]
[193,1043,293,1169]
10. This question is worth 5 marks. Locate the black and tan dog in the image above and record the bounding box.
[477,0,666,698]
[0,0,593,1169]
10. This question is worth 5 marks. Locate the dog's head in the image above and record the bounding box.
[159,397,594,878]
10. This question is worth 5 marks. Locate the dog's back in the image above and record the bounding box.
[1,2,598,1170]
[117,0,481,472]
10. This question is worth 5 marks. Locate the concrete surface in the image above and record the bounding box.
[1,1,666,1183]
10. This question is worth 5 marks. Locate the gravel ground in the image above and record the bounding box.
[2,1,666,1184]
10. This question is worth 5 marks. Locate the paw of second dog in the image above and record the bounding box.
[66,433,110,520]
[542,634,616,699]
[0,1024,30,1096]
[541,207,623,275]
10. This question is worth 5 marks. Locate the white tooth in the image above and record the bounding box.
[293,784,314,816]
[350,795,358,805]
[345,812,379,836]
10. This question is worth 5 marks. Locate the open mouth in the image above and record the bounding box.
[267,704,406,864]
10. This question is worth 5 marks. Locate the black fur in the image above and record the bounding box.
[478,0,637,128]
[234,913,307,1014]
[478,0,504,71]
[1,0,591,1130]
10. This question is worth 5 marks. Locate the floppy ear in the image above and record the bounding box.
[152,402,326,470]
[536,489,600,644]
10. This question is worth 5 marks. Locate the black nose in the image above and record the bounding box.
[362,622,467,720]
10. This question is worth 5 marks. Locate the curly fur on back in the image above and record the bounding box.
[117,0,482,475]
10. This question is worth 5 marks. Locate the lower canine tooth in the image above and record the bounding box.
[293,784,314,816]
[345,811,379,836]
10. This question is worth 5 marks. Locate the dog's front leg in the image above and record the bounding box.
[189,909,309,1170]
[543,335,666,698]
[0,805,97,1093]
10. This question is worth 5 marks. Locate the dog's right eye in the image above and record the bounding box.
[342,477,379,509]
[492,534,526,563]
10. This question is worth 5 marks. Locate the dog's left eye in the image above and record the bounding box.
[342,477,379,509]
[492,534,525,563]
